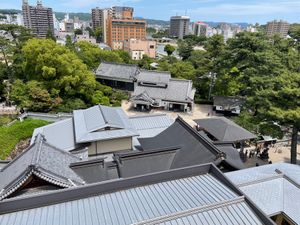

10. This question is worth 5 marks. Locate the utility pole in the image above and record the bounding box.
[208,72,217,100]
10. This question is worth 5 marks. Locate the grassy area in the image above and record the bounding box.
[0,119,50,160]
[0,115,17,126]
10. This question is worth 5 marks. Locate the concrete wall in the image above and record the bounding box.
[88,137,132,156]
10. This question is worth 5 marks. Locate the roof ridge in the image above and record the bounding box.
[176,117,222,156]
[134,196,246,225]
[98,105,108,124]
[101,61,139,67]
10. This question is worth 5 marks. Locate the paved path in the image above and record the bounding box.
[122,100,213,126]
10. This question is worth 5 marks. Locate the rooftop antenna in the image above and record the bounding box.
[37,0,42,5]
[185,10,187,16]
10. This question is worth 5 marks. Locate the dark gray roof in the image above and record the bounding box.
[0,135,84,200]
[213,96,244,108]
[114,147,180,178]
[0,164,274,225]
[194,117,257,142]
[137,70,171,86]
[95,62,139,82]
[226,163,300,224]
[138,117,244,170]
[133,78,195,104]
[73,105,138,143]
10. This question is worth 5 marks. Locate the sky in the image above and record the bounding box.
[1,0,299,24]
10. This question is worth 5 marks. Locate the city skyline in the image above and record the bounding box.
[1,0,299,24]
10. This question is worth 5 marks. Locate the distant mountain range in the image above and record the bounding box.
[0,9,250,28]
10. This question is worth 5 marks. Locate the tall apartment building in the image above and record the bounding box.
[193,21,208,37]
[22,0,54,38]
[91,7,111,43]
[266,20,290,37]
[112,6,133,20]
[169,16,190,39]
[106,6,146,50]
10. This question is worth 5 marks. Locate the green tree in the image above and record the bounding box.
[65,35,74,51]
[74,29,83,35]
[15,38,111,111]
[46,29,56,41]
[94,27,102,43]
[177,40,193,60]
[164,44,176,56]
[248,72,300,164]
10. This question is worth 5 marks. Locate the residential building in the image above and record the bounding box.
[75,31,96,44]
[112,6,133,20]
[106,17,146,49]
[0,13,23,25]
[131,70,195,112]
[91,7,111,43]
[266,20,290,37]
[124,39,156,60]
[22,0,54,38]
[193,21,208,37]
[169,16,190,39]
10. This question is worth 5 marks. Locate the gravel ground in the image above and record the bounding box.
[122,100,213,127]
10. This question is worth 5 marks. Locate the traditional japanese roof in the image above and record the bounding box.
[137,70,171,87]
[31,118,78,152]
[0,135,84,200]
[0,164,274,225]
[132,78,195,104]
[114,146,180,178]
[226,163,300,224]
[95,62,139,82]
[129,114,174,147]
[139,117,244,170]
[213,96,244,109]
[194,117,257,142]
[73,105,138,143]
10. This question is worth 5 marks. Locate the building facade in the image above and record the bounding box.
[193,21,208,37]
[169,16,190,39]
[266,20,290,37]
[112,6,133,20]
[106,17,146,50]
[91,7,111,43]
[22,0,54,38]
[124,39,156,60]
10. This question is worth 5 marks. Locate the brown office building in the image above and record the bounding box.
[106,7,146,50]
[22,0,54,38]
[91,7,111,43]
[266,20,290,37]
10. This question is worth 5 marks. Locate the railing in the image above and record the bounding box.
[19,112,73,122]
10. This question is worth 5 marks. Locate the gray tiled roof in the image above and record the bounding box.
[0,135,84,200]
[213,96,244,108]
[137,70,171,85]
[73,105,138,143]
[226,163,300,224]
[95,62,139,82]
[194,117,257,142]
[129,114,174,147]
[0,164,273,225]
[133,78,195,104]
[139,117,244,170]
[31,118,78,152]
